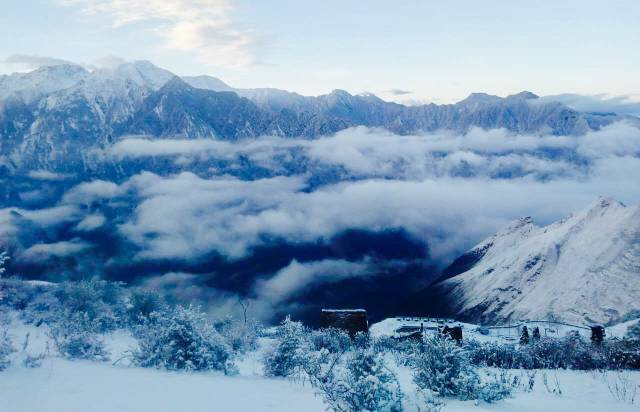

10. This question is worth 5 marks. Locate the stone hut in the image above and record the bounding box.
[590,326,605,343]
[441,325,463,342]
[320,309,368,336]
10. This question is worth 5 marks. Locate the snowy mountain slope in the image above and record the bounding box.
[428,198,640,325]
[182,75,234,92]
[0,64,89,104]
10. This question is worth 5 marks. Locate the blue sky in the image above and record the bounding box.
[1,0,639,103]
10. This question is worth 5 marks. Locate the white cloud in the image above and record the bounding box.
[62,0,255,68]
[62,180,121,205]
[139,272,241,317]
[93,55,127,69]
[18,205,82,228]
[110,137,235,159]
[19,240,92,262]
[3,54,74,71]
[387,89,413,96]
[0,210,21,247]
[27,170,73,181]
[75,213,107,231]
[109,122,640,262]
[119,172,306,259]
[576,122,640,158]
[540,94,640,117]
[255,259,369,304]
[108,125,587,180]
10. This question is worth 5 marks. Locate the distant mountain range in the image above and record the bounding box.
[1,60,634,173]
[422,198,640,326]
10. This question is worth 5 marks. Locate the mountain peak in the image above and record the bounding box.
[587,196,626,213]
[495,216,536,239]
[329,89,352,97]
[356,91,382,100]
[182,75,233,92]
[457,92,502,106]
[157,76,190,91]
[510,216,534,228]
[506,91,539,100]
[107,60,175,90]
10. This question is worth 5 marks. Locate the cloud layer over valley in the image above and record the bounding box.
[2,122,640,322]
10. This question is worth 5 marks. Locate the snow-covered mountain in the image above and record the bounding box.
[0,64,89,104]
[426,198,640,326]
[0,61,177,171]
[1,61,634,172]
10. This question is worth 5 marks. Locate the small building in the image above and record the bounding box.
[591,326,605,343]
[441,325,463,342]
[320,309,368,336]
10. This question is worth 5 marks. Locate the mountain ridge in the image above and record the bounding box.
[0,60,636,173]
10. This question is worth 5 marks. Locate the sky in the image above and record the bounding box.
[1,0,639,103]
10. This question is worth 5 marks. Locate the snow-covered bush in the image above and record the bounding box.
[127,289,165,325]
[132,305,234,373]
[0,251,8,279]
[468,334,619,370]
[23,352,46,368]
[215,317,261,354]
[374,336,417,357]
[262,316,312,377]
[626,322,640,341]
[409,336,481,401]
[53,280,126,332]
[48,311,110,361]
[372,336,398,353]
[477,370,515,403]
[0,278,42,311]
[311,328,352,354]
[527,333,606,370]
[467,340,533,369]
[0,327,15,371]
[531,336,576,369]
[312,348,403,412]
[21,288,60,326]
[605,339,640,369]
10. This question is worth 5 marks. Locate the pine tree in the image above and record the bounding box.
[532,326,541,341]
[520,326,530,345]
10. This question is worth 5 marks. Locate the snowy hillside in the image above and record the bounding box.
[429,198,640,325]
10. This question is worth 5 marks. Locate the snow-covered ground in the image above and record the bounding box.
[1,315,639,411]
[0,316,325,412]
